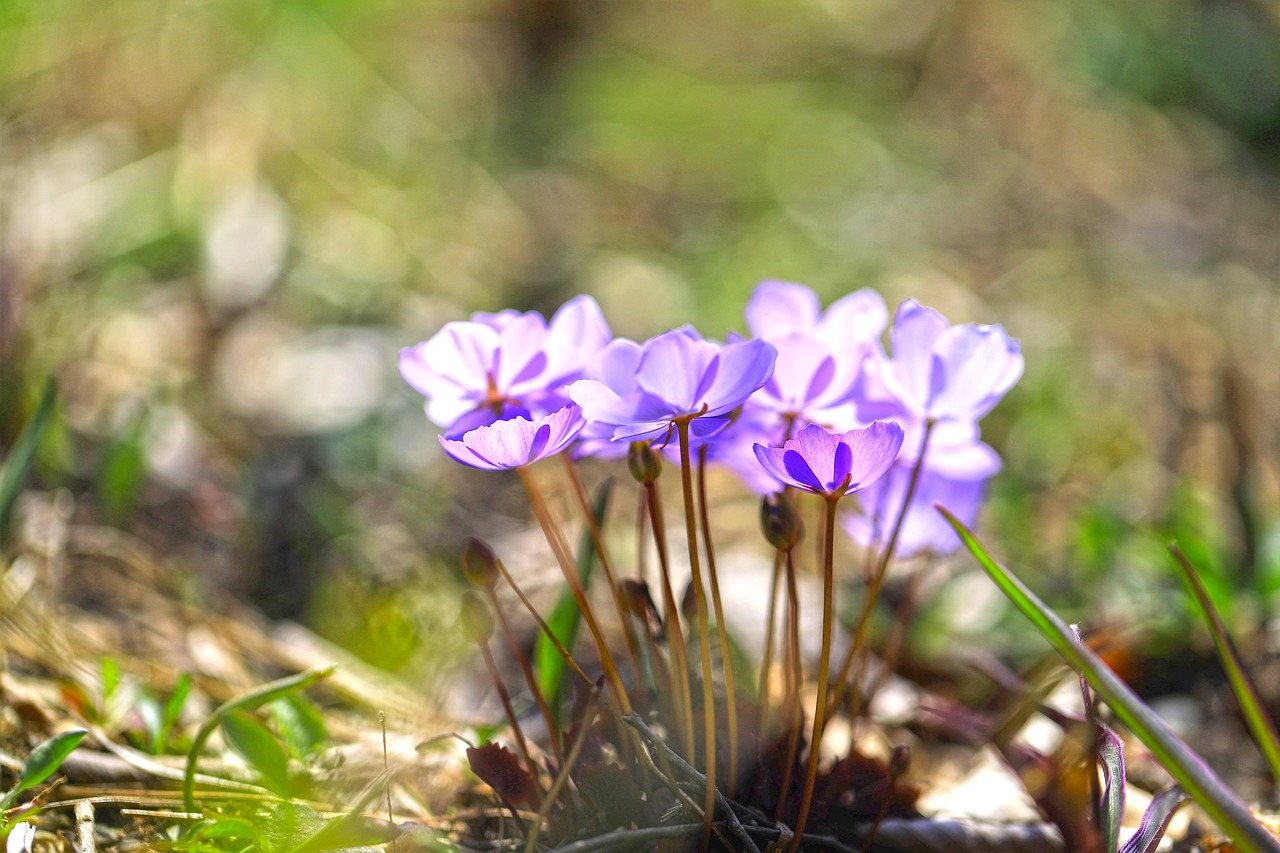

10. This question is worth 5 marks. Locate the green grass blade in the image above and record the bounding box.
[533,480,611,724]
[183,664,336,813]
[0,380,56,542]
[1170,543,1280,786]
[937,505,1280,853]
[0,727,88,811]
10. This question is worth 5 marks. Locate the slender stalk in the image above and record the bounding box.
[485,586,564,764]
[827,419,935,723]
[698,447,740,792]
[775,549,804,822]
[788,495,840,852]
[478,640,544,808]
[758,549,785,738]
[516,466,631,714]
[676,417,718,841]
[644,480,696,755]
[560,455,646,682]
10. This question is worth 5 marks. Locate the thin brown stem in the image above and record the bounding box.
[643,480,696,755]
[697,447,739,792]
[516,466,631,714]
[479,640,544,809]
[757,548,785,738]
[826,419,936,724]
[484,586,564,764]
[788,495,839,852]
[676,418,717,842]
[775,548,804,822]
[560,455,646,682]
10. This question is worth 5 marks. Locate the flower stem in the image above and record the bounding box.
[676,417,718,841]
[697,446,740,793]
[517,465,631,714]
[559,455,646,689]
[643,480,697,756]
[757,548,785,738]
[478,638,544,809]
[774,548,804,822]
[826,419,935,724]
[788,494,840,851]
[484,586,564,764]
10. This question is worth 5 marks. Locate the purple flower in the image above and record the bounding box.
[568,329,777,443]
[745,280,887,346]
[752,421,904,499]
[843,439,1000,556]
[867,299,1022,423]
[745,282,886,426]
[399,296,610,434]
[438,404,586,470]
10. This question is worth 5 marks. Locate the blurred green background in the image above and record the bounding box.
[2,0,1279,689]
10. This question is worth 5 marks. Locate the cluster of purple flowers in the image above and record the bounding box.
[400,281,1022,555]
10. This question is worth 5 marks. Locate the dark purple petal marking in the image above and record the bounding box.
[783,449,822,491]
[511,351,548,386]
[805,355,836,403]
[528,423,551,462]
[831,441,853,490]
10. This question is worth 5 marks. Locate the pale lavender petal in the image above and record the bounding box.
[817,288,888,345]
[926,324,1024,420]
[753,444,805,490]
[755,334,849,414]
[438,405,584,470]
[541,295,612,383]
[567,379,641,425]
[698,337,777,415]
[494,312,551,392]
[745,280,821,338]
[884,300,948,414]
[635,331,718,412]
[789,423,843,488]
[838,420,905,493]
[590,338,644,393]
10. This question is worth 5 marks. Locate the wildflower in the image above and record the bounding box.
[745,281,885,429]
[752,421,904,499]
[568,328,776,443]
[438,404,586,470]
[867,299,1023,423]
[399,296,610,436]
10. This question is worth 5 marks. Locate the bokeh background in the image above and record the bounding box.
[3,0,1280,699]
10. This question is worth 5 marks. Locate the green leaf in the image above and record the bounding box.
[1170,543,1280,786]
[534,480,611,723]
[159,673,193,754]
[184,664,336,812]
[220,711,291,798]
[0,380,56,543]
[270,695,329,760]
[287,813,401,853]
[937,505,1280,853]
[100,658,121,708]
[0,728,88,811]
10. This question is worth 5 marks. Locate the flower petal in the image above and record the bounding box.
[745,280,821,339]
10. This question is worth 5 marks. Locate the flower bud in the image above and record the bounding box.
[459,589,495,644]
[627,441,662,484]
[889,743,911,777]
[461,537,501,588]
[760,493,803,551]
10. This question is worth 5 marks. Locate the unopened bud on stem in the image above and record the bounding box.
[461,537,501,588]
[627,441,662,484]
[760,493,803,551]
